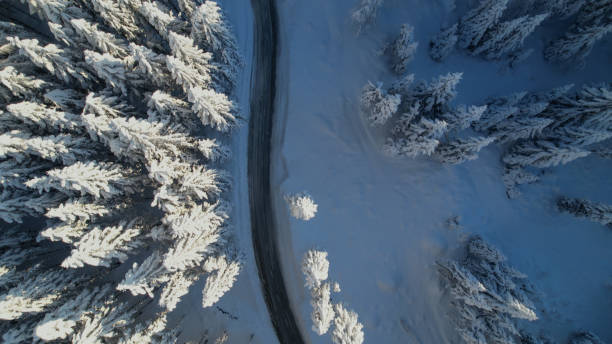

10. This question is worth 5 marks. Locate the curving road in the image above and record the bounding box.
[248,0,306,343]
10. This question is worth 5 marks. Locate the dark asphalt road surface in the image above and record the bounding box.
[248,0,306,343]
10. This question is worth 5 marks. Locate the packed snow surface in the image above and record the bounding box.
[271,0,612,343]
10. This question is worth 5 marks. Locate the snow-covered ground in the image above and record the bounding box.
[173,2,278,342]
[271,0,612,343]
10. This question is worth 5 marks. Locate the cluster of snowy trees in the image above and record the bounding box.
[438,235,606,344]
[0,0,243,341]
[471,83,612,198]
[428,0,612,67]
[302,249,364,344]
[361,72,495,165]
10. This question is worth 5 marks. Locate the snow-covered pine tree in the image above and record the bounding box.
[168,32,213,80]
[440,104,487,131]
[472,92,524,132]
[0,189,65,223]
[384,117,448,157]
[45,197,110,223]
[8,37,95,88]
[61,220,145,268]
[310,282,335,335]
[557,196,612,227]
[286,193,319,221]
[519,84,574,105]
[302,250,330,289]
[0,159,51,190]
[575,0,612,27]
[191,1,242,86]
[437,236,537,344]
[540,83,612,132]
[162,201,228,238]
[147,90,194,128]
[70,299,138,342]
[429,24,458,62]
[351,0,384,36]
[458,0,509,49]
[129,43,171,88]
[163,230,222,272]
[38,221,89,244]
[503,140,591,168]
[201,255,241,308]
[117,251,169,297]
[84,50,131,96]
[502,165,539,199]
[391,24,418,74]
[548,126,612,147]
[26,161,136,199]
[44,88,85,111]
[137,0,186,39]
[0,268,85,320]
[4,101,82,133]
[188,86,238,132]
[472,13,548,60]
[69,18,129,58]
[360,81,401,126]
[0,66,48,100]
[544,24,612,67]
[34,285,112,341]
[198,138,232,162]
[89,0,141,40]
[158,270,199,311]
[332,304,365,344]
[434,136,495,164]
[0,130,94,164]
[488,116,553,143]
[408,72,462,113]
[167,55,213,94]
[388,73,415,96]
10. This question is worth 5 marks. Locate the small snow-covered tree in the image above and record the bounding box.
[332,304,364,344]
[351,0,384,36]
[302,250,330,289]
[391,24,418,74]
[502,165,539,199]
[472,13,548,59]
[384,117,447,157]
[188,86,238,132]
[557,197,612,227]
[286,192,318,221]
[201,255,241,308]
[162,201,228,238]
[429,24,458,62]
[167,55,212,93]
[163,231,221,272]
[69,18,128,58]
[503,140,591,168]
[440,104,487,131]
[408,72,462,112]
[458,0,510,49]
[311,282,335,335]
[360,81,401,126]
[137,1,182,39]
[26,161,136,200]
[544,24,612,67]
[84,50,130,95]
[168,32,213,78]
[434,136,495,164]
[61,220,144,268]
[147,90,194,127]
[129,43,171,88]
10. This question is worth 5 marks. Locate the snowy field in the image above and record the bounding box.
[271,0,612,343]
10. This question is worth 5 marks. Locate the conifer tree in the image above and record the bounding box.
[384,118,447,157]
[489,116,553,143]
[557,196,612,227]
[545,24,612,67]
[159,270,198,311]
[89,0,141,40]
[117,251,169,297]
[129,43,171,88]
[332,304,365,344]
[434,136,495,164]
[350,0,384,36]
[302,250,330,289]
[188,86,238,132]
[69,18,129,58]
[201,255,240,308]
[311,282,335,335]
[503,140,591,168]
[391,24,418,74]
[429,24,458,62]
[458,0,509,49]
[0,130,94,164]
[408,72,462,113]
[38,221,89,244]
[26,161,136,200]
[45,197,110,223]
[4,101,82,133]
[472,13,548,60]
[440,104,487,131]
[360,81,401,126]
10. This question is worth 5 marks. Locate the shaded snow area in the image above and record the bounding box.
[272,0,612,343]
